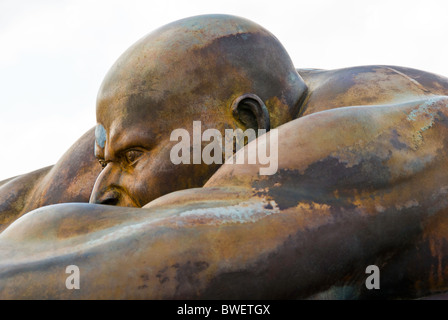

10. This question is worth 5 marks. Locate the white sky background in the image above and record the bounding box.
[1,0,448,181]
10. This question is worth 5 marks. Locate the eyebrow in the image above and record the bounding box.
[103,128,155,161]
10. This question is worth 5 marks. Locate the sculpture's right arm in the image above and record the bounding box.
[1,97,448,299]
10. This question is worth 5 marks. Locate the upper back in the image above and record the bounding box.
[297,65,448,117]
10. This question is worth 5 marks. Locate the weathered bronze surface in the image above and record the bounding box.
[0,14,448,299]
[0,128,100,232]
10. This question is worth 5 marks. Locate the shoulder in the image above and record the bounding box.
[0,127,100,231]
[296,65,448,116]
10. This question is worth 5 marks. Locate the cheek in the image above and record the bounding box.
[141,158,187,196]
[149,160,219,195]
[127,150,179,201]
[129,153,194,201]
[127,146,221,204]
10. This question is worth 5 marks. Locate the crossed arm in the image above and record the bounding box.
[1,97,448,299]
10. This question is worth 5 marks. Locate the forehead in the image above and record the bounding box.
[97,90,191,136]
[94,27,250,128]
[94,23,247,138]
[96,69,232,135]
[95,56,191,130]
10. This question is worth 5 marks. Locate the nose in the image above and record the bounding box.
[89,164,122,206]
[91,190,120,206]
[89,164,139,207]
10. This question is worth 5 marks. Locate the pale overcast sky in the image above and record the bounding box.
[1,0,448,181]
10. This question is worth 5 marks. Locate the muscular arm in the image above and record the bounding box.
[1,97,447,299]
[298,65,448,116]
[0,128,100,232]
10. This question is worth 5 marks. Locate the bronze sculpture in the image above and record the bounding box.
[0,14,447,299]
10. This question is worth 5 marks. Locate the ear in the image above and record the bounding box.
[231,94,270,132]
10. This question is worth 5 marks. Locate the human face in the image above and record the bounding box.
[89,114,223,207]
[87,14,273,207]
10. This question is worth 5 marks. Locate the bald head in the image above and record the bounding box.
[97,14,306,129]
[91,14,307,207]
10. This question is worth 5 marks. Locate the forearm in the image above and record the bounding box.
[0,187,435,299]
